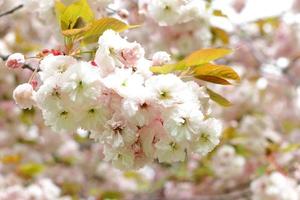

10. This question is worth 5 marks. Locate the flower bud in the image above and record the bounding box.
[5,53,25,69]
[30,79,38,89]
[13,83,36,109]
[152,51,171,66]
[117,9,129,19]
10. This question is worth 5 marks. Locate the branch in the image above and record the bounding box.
[1,54,40,72]
[0,55,8,60]
[22,64,40,72]
[0,4,24,18]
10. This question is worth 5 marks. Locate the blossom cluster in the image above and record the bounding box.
[141,0,208,26]
[9,30,222,170]
[0,178,70,200]
[3,0,300,199]
[251,172,300,200]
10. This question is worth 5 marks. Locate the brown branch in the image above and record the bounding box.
[0,4,24,18]
[1,54,40,72]
[0,55,8,60]
[22,64,40,72]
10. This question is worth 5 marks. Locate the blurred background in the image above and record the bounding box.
[0,0,300,199]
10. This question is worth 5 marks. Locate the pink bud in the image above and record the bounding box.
[42,49,50,55]
[51,49,63,56]
[152,51,171,66]
[91,61,98,67]
[5,53,25,69]
[13,83,35,109]
[30,79,38,89]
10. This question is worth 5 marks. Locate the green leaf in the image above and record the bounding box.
[193,164,214,182]
[150,48,233,74]
[18,163,44,178]
[101,191,123,200]
[212,10,228,18]
[222,127,237,140]
[82,18,139,44]
[150,63,181,74]
[54,0,67,28]
[1,154,22,165]
[197,75,232,85]
[211,27,230,45]
[281,144,300,153]
[256,165,268,176]
[62,17,139,44]
[19,108,35,125]
[184,48,232,67]
[61,182,82,196]
[234,145,251,157]
[207,88,232,107]
[62,25,91,37]
[57,0,94,30]
[193,63,240,84]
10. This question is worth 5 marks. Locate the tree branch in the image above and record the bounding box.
[1,54,40,72]
[22,64,40,72]
[0,55,8,60]
[0,4,24,18]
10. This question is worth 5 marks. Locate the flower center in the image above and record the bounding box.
[159,90,170,99]
[169,141,178,150]
[88,108,95,114]
[60,111,68,119]
[164,5,171,11]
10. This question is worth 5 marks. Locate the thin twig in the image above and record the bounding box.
[22,65,40,72]
[1,54,40,72]
[0,55,8,60]
[0,4,24,18]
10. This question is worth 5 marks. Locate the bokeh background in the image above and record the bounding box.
[0,0,300,199]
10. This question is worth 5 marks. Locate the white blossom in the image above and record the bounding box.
[13,29,222,169]
[62,61,102,105]
[39,55,77,81]
[147,0,207,26]
[251,172,300,200]
[163,103,204,141]
[212,145,246,179]
[145,74,187,108]
[152,51,171,66]
[155,136,187,163]
[190,118,222,155]
[13,83,36,109]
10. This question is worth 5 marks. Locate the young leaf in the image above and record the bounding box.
[281,144,300,153]
[1,154,22,164]
[82,18,140,44]
[211,27,229,45]
[59,0,94,30]
[207,88,232,107]
[212,10,228,18]
[193,63,240,84]
[256,165,268,176]
[62,18,139,43]
[184,48,232,67]
[197,75,232,85]
[150,48,233,74]
[54,0,67,28]
[150,63,182,74]
[18,163,45,178]
[62,24,92,37]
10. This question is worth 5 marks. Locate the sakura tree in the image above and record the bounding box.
[0,0,300,199]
